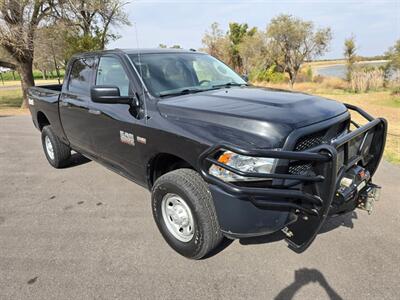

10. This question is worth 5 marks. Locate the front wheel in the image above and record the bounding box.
[151,168,223,259]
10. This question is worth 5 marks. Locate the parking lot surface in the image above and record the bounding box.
[1,115,399,299]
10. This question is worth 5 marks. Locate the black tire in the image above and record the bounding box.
[41,125,71,168]
[152,168,223,259]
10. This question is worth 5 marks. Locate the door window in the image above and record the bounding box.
[68,58,94,95]
[96,56,130,96]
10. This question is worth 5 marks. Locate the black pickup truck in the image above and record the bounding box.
[28,49,387,259]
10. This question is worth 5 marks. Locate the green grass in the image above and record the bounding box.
[386,150,400,164]
[1,78,61,87]
[0,69,65,81]
[382,96,400,108]
[0,89,23,108]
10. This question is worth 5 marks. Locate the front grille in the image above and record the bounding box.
[288,120,349,175]
[288,161,314,175]
[289,130,327,175]
[294,131,326,151]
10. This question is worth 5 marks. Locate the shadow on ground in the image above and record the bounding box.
[239,230,286,246]
[319,211,358,234]
[239,211,357,247]
[65,152,91,168]
[275,268,343,300]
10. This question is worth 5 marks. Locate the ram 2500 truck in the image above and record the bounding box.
[28,49,387,259]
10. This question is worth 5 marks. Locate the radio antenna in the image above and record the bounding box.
[133,21,148,121]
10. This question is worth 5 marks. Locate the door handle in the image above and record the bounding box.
[88,109,101,115]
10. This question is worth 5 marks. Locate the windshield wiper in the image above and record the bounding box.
[159,88,205,98]
[212,82,247,89]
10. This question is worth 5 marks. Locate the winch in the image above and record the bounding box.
[330,165,379,215]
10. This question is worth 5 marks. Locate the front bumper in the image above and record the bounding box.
[199,104,387,252]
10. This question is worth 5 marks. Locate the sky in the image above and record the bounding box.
[109,0,400,59]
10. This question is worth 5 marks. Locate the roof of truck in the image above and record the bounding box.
[123,48,202,54]
[73,48,203,58]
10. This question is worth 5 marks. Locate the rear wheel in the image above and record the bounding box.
[41,125,71,168]
[151,168,223,259]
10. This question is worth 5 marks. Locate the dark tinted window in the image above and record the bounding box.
[68,58,95,95]
[96,56,130,96]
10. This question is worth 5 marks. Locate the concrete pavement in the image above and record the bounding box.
[1,115,399,299]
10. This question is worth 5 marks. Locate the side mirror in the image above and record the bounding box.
[91,85,134,105]
[241,74,249,82]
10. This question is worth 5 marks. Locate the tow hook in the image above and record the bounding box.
[358,184,381,214]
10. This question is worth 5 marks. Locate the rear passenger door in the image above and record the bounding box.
[60,57,95,154]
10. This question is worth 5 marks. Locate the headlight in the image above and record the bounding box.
[209,151,277,182]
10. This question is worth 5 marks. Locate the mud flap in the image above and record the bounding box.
[284,147,338,253]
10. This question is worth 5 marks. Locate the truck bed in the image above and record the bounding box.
[27,84,64,139]
[28,84,62,100]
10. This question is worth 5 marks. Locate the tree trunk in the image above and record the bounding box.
[51,45,61,84]
[18,60,35,109]
[12,71,16,80]
[288,70,297,89]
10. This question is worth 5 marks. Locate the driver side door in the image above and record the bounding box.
[87,55,143,180]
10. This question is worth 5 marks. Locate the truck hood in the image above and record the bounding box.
[157,86,347,147]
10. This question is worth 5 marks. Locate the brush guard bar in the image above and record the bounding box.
[199,104,387,252]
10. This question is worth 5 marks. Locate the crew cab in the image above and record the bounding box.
[27,49,387,259]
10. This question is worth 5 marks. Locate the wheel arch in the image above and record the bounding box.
[37,111,50,131]
[147,153,196,188]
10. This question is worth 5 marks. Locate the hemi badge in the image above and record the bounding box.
[137,136,147,144]
[28,98,34,106]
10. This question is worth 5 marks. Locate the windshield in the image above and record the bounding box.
[128,52,246,97]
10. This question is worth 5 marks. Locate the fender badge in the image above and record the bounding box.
[120,131,135,146]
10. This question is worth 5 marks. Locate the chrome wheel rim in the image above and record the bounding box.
[45,136,54,160]
[161,193,194,242]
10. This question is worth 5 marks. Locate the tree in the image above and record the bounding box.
[344,34,357,81]
[0,0,55,107]
[34,25,68,82]
[201,22,230,63]
[63,32,103,61]
[0,0,131,107]
[386,39,400,70]
[58,0,130,51]
[237,31,269,74]
[227,22,256,73]
[266,14,332,87]
[0,46,16,69]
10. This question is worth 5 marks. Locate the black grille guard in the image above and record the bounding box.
[198,104,387,252]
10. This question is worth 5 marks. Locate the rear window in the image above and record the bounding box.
[68,57,95,95]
